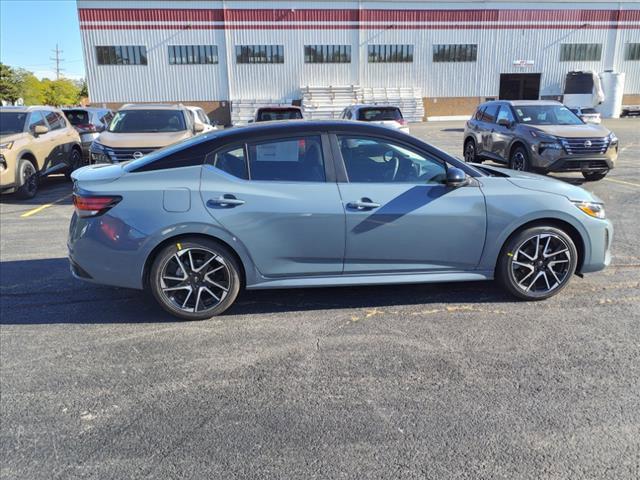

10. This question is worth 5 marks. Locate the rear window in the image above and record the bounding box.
[63,110,90,125]
[108,110,186,133]
[247,136,325,182]
[358,107,402,121]
[256,108,303,121]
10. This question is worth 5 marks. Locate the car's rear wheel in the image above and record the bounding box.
[463,139,480,163]
[149,238,241,320]
[497,226,578,300]
[15,159,38,199]
[509,146,529,172]
[582,170,609,181]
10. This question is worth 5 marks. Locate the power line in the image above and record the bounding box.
[50,44,64,80]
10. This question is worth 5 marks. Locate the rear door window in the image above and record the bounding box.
[45,111,66,130]
[474,106,485,120]
[496,105,515,124]
[247,136,325,182]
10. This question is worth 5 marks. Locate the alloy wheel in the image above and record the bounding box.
[22,162,37,195]
[464,142,475,162]
[159,247,230,313]
[511,152,526,171]
[509,233,572,295]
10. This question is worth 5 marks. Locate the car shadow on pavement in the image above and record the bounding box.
[0,176,73,206]
[1,257,513,325]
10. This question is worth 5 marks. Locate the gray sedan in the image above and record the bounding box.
[68,121,612,320]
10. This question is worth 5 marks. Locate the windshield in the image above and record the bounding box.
[256,109,303,121]
[358,107,403,122]
[63,109,90,125]
[108,110,186,133]
[513,105,583,125]
[0,112,27,135]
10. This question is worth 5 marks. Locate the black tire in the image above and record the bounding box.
[508,145,530,172]
[582,170,609,181]
[149,237,242,320]
[463,138,480,163]
[65,148,83,181]
[496,226,578,301]
[15,159,38,199]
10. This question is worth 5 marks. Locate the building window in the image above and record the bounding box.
[96,46,147,65]
[560,44,602,61]
[625,43,640,61]
[304,45,351,63]
[368,45,413,63]
[236,45,284,64]
[168,45,218,65]
[433,44,477,63]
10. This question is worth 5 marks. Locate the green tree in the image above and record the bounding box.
[41,78,81,106]
[0,63,22,103]
[13,68,45,105]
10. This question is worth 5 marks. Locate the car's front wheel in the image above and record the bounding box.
[497,226,578,300]
[582,170,609,181]
[149,237,242,320]
[15,159,38,199]
[508,146,530,172]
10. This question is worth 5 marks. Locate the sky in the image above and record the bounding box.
[0,0,85,80]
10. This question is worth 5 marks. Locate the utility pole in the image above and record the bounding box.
[50,44,64,80]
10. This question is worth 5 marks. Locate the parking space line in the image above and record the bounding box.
[603,177,640,188]
[20,194,73,218]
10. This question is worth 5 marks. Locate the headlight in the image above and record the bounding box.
[608,132,618,144]
[573,201,606,219]
[0,141,14,150]
[90,142,112,163]
[530,130,558,142]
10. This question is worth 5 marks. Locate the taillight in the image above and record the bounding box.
[77,123,97,132]
[73,194,121,217]
[398,118,408,126]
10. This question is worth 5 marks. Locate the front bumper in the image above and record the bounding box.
[529,143,618,173]
[580,218,613,274]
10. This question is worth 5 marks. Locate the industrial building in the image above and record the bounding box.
[77,0,640,124]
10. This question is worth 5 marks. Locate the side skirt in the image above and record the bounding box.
[247,271,494,290]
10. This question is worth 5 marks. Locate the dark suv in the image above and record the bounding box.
[463,100,618,181]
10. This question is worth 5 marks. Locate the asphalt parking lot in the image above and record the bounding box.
[1,119,639,479]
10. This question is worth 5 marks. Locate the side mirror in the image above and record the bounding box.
[33,125,49,136]
[446,168,469,188]
[497,118,511,128]
[194,122,205,133]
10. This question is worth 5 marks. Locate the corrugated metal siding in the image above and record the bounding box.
[78,0,640,104]
[82,28,229,102]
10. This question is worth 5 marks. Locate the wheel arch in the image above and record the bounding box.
[496,217,586,274]
[508,140,529,161]
[142,232,248,290]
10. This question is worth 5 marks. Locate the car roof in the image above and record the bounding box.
[203,119,408,143]
[352,104,402,110]
[492,100,563,107]
[256,105,302,110]
[62,106,111,112]
[0,105,60,112]
[118,103,185,111]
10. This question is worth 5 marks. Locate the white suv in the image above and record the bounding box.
[340,105,409,134]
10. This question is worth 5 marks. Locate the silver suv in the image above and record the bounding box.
[463,100,618,181]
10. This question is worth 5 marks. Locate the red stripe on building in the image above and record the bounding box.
[80,23,640,31]
[78,8,640,23]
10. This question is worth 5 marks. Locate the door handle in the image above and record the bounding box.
[207,194,245,208]
[347,199,380,210]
